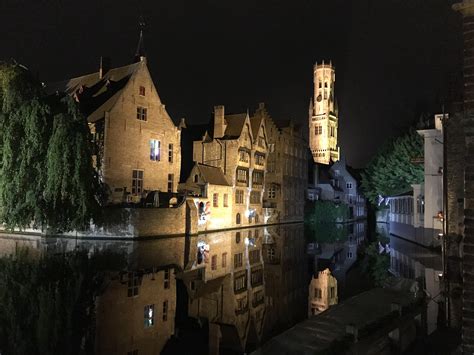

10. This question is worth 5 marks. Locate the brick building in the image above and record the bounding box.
[254,104,307,223]
[49,53,181,204]
[190,105,268,228]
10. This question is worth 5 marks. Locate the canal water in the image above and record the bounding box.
[0,221,443,354]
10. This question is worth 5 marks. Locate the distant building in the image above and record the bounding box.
[48,41,181,204]
[308,268,338,315]
[308,158,366,220]
[252,103,307,223]
[309,61,340,164]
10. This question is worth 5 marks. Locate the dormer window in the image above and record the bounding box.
[139,86,146,96]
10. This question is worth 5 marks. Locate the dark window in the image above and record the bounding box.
[168,144,173,163]
[132,170,144,195]
[167,174,174,192]
[163,301,168,321]
[139,86,146,96]
[137,106,147,121]
[211,255,217,270]
[164,269,170,289]
[236,213,241,224]
[222,252,227,267]
[127,272,141,297]
[236,232,241,243]
[234,253,243,268]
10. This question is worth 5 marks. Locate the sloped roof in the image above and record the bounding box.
[197,163,231,186]
[224,113,248,138]
[250,114,264,139]
[46,62,141,123]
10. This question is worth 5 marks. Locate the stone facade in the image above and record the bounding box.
[95,268,176,355]
[258,104,307,223]
[192,105,268,228]
[309,61,340,164]
[50,56,181,204]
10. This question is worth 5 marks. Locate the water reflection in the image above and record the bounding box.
[0,222,368,354]
[378,223,443,335]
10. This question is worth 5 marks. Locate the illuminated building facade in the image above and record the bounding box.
[309,61,340,165]
[191,105,268,228]
[48,55,182,204]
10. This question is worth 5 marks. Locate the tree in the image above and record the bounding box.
[0,62,102,232]
[361,129,424,206]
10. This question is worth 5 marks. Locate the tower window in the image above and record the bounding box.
[315,126,322,135]
[319,82,322,88]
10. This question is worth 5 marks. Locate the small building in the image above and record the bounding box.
[308,158,366,220]
[180,162,233,231]
[308,268,338,315]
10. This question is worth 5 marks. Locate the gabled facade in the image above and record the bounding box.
[180,162,233,231]
[255,103,308,223]
[192,105,268,227]
[49,56,181,204]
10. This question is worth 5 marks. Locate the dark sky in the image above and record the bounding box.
[0,0,463,167]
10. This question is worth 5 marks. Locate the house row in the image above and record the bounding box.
[48,50,308,233]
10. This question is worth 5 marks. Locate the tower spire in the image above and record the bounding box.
[134,16,146,62]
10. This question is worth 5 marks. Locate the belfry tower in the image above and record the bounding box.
[309,61,340,164]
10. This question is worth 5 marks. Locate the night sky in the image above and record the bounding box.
[0,0,463,167]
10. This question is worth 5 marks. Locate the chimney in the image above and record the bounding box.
[213,105,226,138]
[99,56,111,79]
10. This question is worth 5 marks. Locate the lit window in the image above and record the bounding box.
[150,139,160,161]
[211,255,217,270]
[139,86,146,96]
[237,168,248,184]
[144,304,154,328]
[132,170,144,195]
[137,106,147,121]
[163,301,168,321]
[224,194,228,207]
[213,193,219,207]
[168,144,173,163]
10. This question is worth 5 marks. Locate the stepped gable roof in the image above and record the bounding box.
[196,163,231,186]
[223,113,247,138]
[46,62,141,123]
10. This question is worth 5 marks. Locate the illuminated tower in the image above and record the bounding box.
[309,61,340,164]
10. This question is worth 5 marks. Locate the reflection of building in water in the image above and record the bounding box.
[95,267,177,355]
[308,268,338,315]
[94,237,187,355]
[261,224,308,339]
[388,233,442,335]
[309,222,366,299]
[181,228,266,354]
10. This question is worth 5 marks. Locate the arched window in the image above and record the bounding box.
[236,213,241,224]
[236,232,241,243]
[194,174,198,183]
